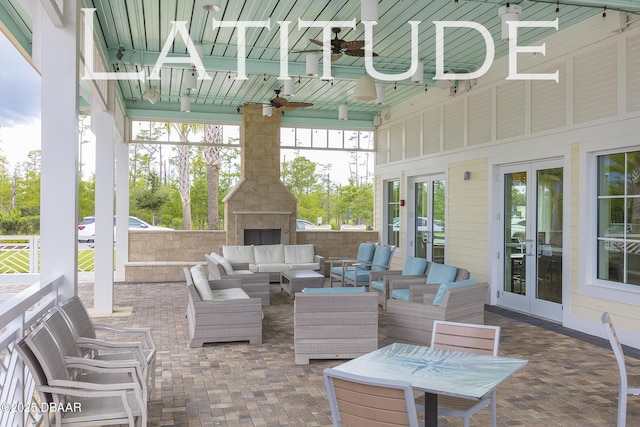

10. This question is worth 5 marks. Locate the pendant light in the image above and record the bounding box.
[375,83,386,105]
[339,104,348,120]
[353,76,377,101]
[361,0,379,24]
[180,95,191,112]
[306,53,319,76]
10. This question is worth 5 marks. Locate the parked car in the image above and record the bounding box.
[78,216,170,243]
[296,219,315,231]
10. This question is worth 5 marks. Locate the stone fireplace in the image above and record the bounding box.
[223,104,297,245]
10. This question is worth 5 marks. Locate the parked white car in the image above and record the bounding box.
[78,216,170,243]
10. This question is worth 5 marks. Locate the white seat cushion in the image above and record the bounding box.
[211,288,249,300]
[228,270,255,275]
[254,244,285,264]
[222,245,255,264]
[190,265,214,300]
[257,263,288,273]
[284,244,315,264]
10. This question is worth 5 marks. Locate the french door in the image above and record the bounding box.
[498,161,564,321]
[409,175,446,263]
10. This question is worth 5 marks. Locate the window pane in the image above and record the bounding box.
[328,130,343,149]
[627,151,640,195]
[598,198,625,237]
[598,153,625,196]
[627,241,640,285]
[598,240,623,283]
[387,180,400,246]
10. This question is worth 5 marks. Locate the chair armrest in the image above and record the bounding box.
[422,292,437,305]
[369,270,402,283]
[409,284,440,302]
[388,277,426,293]
[92,323,155,354]
[230,262,250,270]
[75,337,147,362]
[207,278,243,290]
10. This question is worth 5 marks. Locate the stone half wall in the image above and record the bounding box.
[223,103,297,245]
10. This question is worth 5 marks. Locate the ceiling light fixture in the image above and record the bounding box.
[411,62,424,84]
[142,87,160,104]
[498,4,523,42]
[180,95,191,113]
[375,83,386,105]
[184,69,197,91]
[115,45,125,60]
[202,0,221,12]
[306,53,319,76]
[263,104,272,117]
[555,1,560,17]
[339,104,348,120]
[283,79,296,96]
[353,76,377,101]
[361,0,379,24]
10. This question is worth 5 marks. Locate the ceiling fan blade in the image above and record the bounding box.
[286,102,313,109]
[292,49,323,54]
[341,40,365,50]
[345,49,378,58]
[309,39,324,47]
[271,96,289,108]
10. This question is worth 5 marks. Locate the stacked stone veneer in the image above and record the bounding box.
[223,104,297,245]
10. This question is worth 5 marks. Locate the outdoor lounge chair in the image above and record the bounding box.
[388,263,470,303]
[386,281,489,345]
[342,244,396,287]
[41,309,149,401]
[369,256,428,309]
[323,368,421,427]
[58,296,157,398]
[16,322,147,427]
[601,312,640,427]
[329,242,377,287]
[429,320,501,427]
[205,252,270,306]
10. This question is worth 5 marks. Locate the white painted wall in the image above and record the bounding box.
[374,13,640,348]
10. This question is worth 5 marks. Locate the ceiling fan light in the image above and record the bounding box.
[375,83,386,104]
[283,79,296,96]
[202,0,221,12]
[263,104,273,117]
[306,53,319,76]
[361,0,379,24]
[180,95,191,112]
[339,104,348,120]
[184,69,197,91]
[411,62,424,84]
[353,76,377,101]
[143,87,160,104]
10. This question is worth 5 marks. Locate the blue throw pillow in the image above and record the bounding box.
[426,263,457,284]
[432,278,476,306]
[402,257,427,276]
[391,289,410,301]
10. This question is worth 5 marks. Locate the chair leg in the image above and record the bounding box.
[618,388,627,427]
[491,390,497,427]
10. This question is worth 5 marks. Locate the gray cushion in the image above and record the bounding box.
[191,264,214,300]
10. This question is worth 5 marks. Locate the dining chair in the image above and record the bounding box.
[323,368,420,427]
[601,312,640,427]
[429,320,501,427]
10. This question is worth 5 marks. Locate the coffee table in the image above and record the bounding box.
[280,270,325,299]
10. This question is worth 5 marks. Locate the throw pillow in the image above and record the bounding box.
[426,263,457,285]
[190,264,214,300]
[432,278,476,306]
[211,252,234,274]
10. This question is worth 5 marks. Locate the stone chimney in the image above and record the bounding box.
[223,104,297,245]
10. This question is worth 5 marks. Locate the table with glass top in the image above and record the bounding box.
[333,342,528,427]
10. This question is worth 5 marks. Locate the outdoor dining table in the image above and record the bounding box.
[332,342,528,427]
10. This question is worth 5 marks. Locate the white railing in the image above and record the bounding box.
[0,276,63,427]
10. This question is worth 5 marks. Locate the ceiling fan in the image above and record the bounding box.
[294,27,379,62]
[267,89,313,110]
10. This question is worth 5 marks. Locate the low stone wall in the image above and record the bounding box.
[124,229,380,282]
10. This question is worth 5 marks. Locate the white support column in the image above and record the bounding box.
[92,88,116,314]
[37,0,79,299]
[114,136,130,281]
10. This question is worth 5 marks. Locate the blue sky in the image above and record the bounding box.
[0,32,42,169]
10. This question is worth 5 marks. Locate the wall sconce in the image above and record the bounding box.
[464,171,471,181]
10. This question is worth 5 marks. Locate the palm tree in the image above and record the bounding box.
[203,124,222,229]
[170,123,203,230]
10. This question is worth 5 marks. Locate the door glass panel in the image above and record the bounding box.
[387,181,400,247]
[536,168,563,304]
[415,182,428,259]
[432,179,446,264]
[504,172,527,295]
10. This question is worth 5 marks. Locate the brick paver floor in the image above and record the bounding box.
[5,280,640,426]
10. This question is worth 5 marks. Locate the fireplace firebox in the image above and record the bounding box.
[244,229,281,246]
